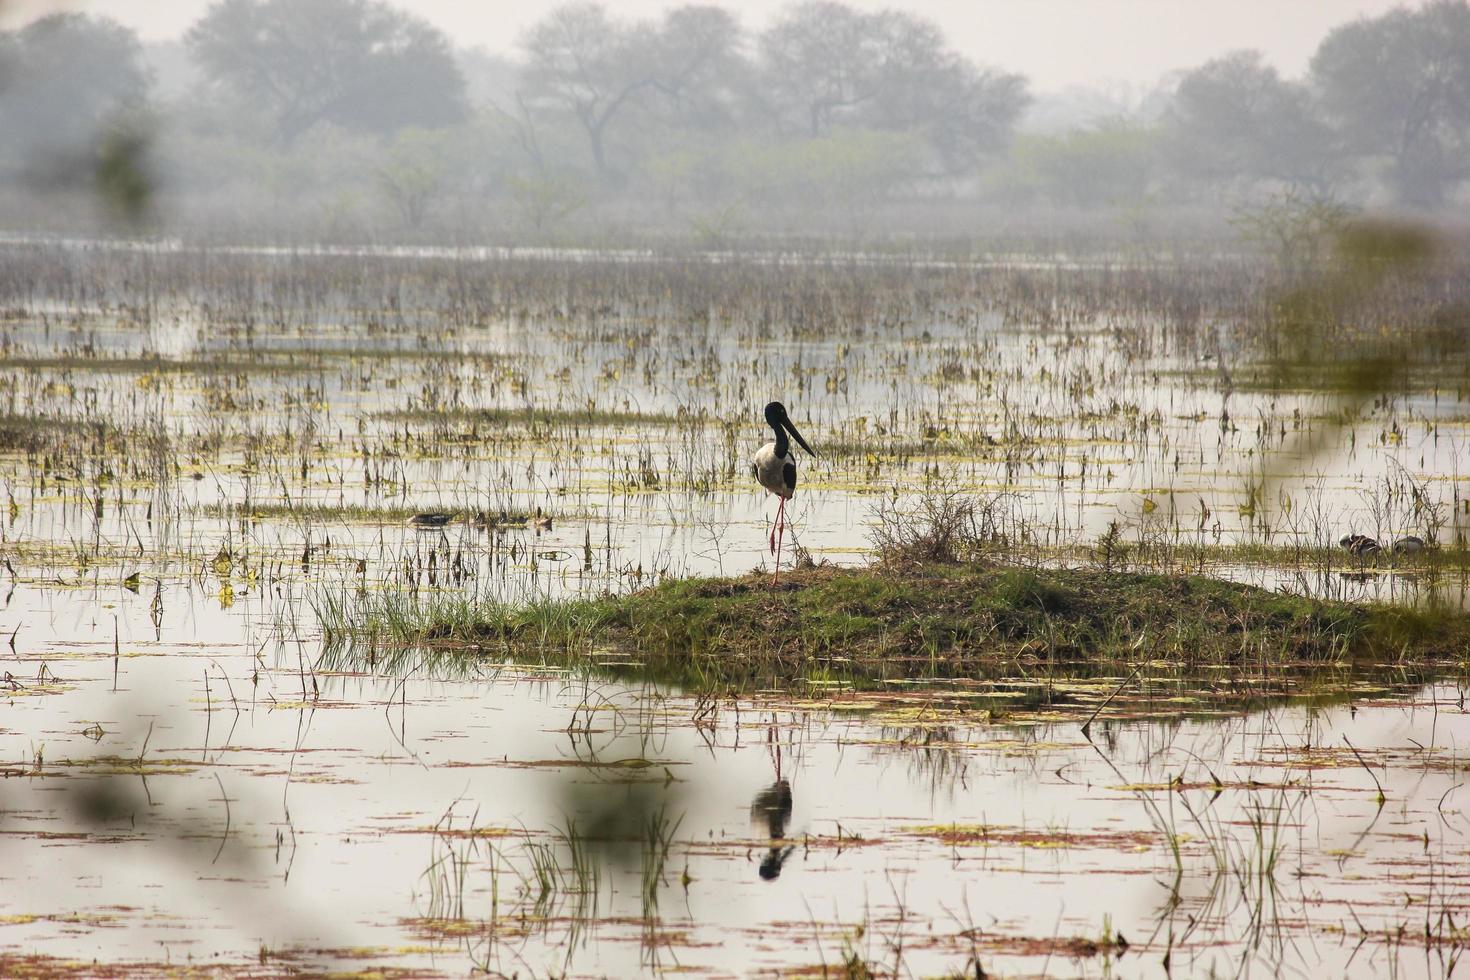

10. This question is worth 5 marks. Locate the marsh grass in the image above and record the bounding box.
[0,353,329,375]
[321,560,1470,697]
[204,501,539,525]
[374,405,684,427]
[870,488,1021,565]
[0,412,116,451]
[321,483,1470,699]
[209,502,433,524]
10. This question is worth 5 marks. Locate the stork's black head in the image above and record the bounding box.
[763,401,816,458]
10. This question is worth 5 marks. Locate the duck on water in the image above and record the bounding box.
[1339,533,1426,557]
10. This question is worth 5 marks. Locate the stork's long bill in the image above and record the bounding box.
[765,401,816,460]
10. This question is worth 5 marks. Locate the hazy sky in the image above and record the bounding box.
[0,0,1418,90]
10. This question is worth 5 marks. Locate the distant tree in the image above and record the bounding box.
[917,63,1029,176]
[519,3,655,180]
[1311,0,1470,206]
[376,129,451,229]
[861,11,964,130]
[1167,51,1337,191]
[862,11,1027,173]
[758,1,875,137]
[731,127,922,213]
[644,5,749,131]
[1018,121,1157,208]
[1230,188,1353,278]
[507,172,588,235]
[186,0,467,145]
[757,2,1026,174]
[519,3,746,180]
[0,14,150,170]
[1023,83,1151,135]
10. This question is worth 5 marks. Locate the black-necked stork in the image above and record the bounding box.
[752,401,816,584]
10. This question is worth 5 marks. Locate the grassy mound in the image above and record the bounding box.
[353,563,1470,693]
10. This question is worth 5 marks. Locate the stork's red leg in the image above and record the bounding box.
[773,497,786,586]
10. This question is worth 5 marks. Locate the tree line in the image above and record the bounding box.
[0,0,1467,237]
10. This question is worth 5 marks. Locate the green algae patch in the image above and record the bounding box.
[902,823,1161,850]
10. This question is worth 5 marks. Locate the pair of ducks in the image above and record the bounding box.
[1340,533,1426,558]
[407,507,552,531]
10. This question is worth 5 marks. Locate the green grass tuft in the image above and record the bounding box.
[322,561,1470,696]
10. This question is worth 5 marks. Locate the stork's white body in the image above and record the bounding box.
[753,401,815,585]
[752,443,797,499]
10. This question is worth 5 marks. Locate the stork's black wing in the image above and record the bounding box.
[783,461,797,494]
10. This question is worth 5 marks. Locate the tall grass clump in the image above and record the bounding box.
[313,584,606,676]
[870,487,1021,566]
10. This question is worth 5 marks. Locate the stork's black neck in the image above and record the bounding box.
[771,420,789,460]
[765,402,789,459]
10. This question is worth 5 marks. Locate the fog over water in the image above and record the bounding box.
[2,0,1415,88]
[2,0,1467,244]
[4,2,1470,977]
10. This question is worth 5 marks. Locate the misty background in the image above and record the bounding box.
[1,0,1468,245]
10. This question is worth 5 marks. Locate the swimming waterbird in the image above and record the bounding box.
[752,401,817,584]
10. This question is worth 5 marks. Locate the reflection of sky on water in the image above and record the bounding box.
[2,579,1469,977]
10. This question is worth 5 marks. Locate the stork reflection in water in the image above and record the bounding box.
[750,779,794,880]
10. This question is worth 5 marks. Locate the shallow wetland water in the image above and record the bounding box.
[3,242,1470,976]
[7,581,1470,978]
